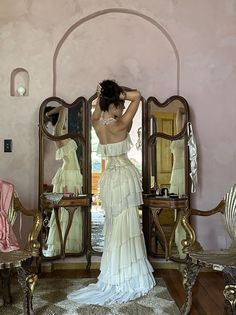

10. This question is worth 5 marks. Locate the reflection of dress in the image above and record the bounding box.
[169,139,186,259]
[169,139,185,196]
[43,139,83,257]
[68,135,155,304]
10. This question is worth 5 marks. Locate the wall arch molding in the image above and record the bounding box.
[53,8,180,95]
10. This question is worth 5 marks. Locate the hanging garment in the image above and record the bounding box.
[187,122,198,193]
[0,180,20,252]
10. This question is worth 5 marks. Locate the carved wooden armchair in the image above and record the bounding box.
[0,193,42,315]
[181,184,236,315]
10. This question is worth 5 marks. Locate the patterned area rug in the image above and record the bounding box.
[0,278,180,315]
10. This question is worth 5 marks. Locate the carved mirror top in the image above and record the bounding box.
[146,95,189,143]
[39,96,87,144]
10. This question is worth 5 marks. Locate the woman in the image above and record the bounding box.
[43,106,83,256]
[68,80,156,304]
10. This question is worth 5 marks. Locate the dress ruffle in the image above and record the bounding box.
[68,207,155,305]
[97,134,132,158]
[67,134,156,304]
[52,170,82,193]
[99,155,143,217]
[56,139,78,160]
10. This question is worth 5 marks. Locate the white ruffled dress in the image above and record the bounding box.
[43,139,83,257]
[67,135,156,305]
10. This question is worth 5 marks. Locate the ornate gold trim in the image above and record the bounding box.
[14,197,42,256]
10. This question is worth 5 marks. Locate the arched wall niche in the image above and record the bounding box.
[10,67,29,97]
[52,8,180,100]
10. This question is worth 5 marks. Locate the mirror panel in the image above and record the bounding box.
[142,95,190,259]
[89,94,143,253]
[39,96,88,258]
[149,99,186,136]
[144,95,189,196]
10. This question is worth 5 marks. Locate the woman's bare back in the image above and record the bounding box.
[93,120,127,145]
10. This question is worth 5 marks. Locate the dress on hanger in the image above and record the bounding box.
[187,122,198,193]
[43,139,83,256]
[68,134,156,305]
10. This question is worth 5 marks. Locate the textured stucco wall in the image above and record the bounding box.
[0,0,236,249]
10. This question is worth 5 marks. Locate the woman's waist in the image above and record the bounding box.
[106,154,132,168]
[54,167,82,173]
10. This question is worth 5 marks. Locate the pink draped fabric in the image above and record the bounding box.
[0,180,20,252]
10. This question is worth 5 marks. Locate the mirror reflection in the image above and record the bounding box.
[40,100,85,257]
[90,96,143,252]
[143,96,190,260]
[149,99,187,196]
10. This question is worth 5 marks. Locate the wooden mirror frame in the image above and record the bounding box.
[142,95,190,257]
[38,96,92,261]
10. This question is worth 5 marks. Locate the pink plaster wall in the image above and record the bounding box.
[0,0,236,249]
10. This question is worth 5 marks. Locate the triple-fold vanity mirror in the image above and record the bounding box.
[38,93,193,264]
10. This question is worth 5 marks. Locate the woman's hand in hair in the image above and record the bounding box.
[97,83,102,96]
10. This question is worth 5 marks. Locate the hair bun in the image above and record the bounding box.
[99,79,124,111]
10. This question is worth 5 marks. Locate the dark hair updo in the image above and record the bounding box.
[44,106,59,126]
[99,80,124,112]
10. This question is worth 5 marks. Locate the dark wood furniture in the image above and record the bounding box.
[40,194,93,269]
[143,195,195,260]
[38,97,93,265]
[141,95,192,257]
[38,93,195,264]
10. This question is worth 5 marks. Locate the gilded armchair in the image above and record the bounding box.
[181,185,236,315]
[0,193,42,315]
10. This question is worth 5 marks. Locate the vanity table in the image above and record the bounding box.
[40,194,92,261]
[37,93,196,268]
[143,195,193,260]
[141,95,196,258]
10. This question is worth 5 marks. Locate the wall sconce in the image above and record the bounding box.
[17,86,26,96]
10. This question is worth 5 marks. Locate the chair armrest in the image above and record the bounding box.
[190,199,225,217]
[181,200,225,254]
[14,197,42,257]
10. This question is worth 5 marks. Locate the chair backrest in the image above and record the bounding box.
[13,195,42,256]
[8,192,18,226]
[224,184,236,245]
